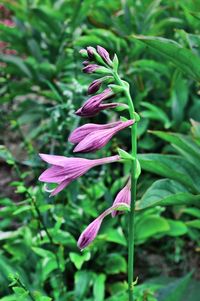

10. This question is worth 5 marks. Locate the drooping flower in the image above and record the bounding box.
[97,45,113,66]
[75,88,115,117]
[71,120,134,153]
[111,178,131,217]
[77,202,130,250]
[39,154,120,196]
[77,216,103,250]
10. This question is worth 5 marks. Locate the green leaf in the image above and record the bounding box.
[135,215,170,243]
[105,228,127,246]
[165,219,188,237]
[182,208,200,218]
[137,179,200,210]
[157,272,193,301]
[69,252,91,270]
[151,131,200,167]
[75,271,92,299]
[170,72,189,125]
[105,254,127,275]
[140,102,171,129]
[0,54,32,78]
[118,148,133,161]
[138,154,200,192]
[186,220,200,229]
[93,274,106,301]
[132,35,200,81]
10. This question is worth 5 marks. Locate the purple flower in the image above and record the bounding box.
[75,88,115,117]
[77,202,130,250]
[111,178,131,217]
[77,216,103,250]
[86,46,95,59]
[39,154,120,196]
[82,60,90,66]
[88,76,113,94]
[97,45,112,66]
[83,64,100,74]
[71,120,134,153]
[88,79,102,94]
[69,121,121,144]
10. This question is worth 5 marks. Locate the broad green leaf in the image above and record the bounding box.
[165,219,188,237]
[182,208,200,218]
[75,271,92,299]
[105,228,127,246]
[132,35,200,81]
[135,215,170,243]
[93,274,106,301]
[151,131,200,167]
[105,254,127,275]
[137,179,200,210]
[138,154,200,192]
[186,220,200,229]
[157,272,192,301]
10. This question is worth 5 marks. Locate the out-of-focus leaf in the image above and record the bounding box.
[75,271,92,299]
[132,35,200,81]
[165,219,188,237]
[105,254,126,275]
[0,54,32,78]
[135,215,169,243]
[138,154,200,192]
[93,274,106,301]
[151,131,200,167]
[137,179,200,210]
[157,272,193,301]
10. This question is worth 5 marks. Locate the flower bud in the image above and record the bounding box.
[97,45,113,66]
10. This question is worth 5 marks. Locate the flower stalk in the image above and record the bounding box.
[112,69,139,301]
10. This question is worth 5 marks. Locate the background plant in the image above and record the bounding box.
[0,0,200,300]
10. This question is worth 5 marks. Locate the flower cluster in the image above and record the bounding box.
[39,46,134,249]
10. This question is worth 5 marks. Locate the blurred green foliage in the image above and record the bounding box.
[0,0,200,300]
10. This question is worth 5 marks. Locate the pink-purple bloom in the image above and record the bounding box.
[77,216,103,250]
[83,64,100,74]
[88,79,103,94]
[69,120,134,153]
[111,178,131,217]
[75,88,115,117]
[77,202,129,250]
[39,154,120,196]
[97,45,112,66]
[86,46,95,59]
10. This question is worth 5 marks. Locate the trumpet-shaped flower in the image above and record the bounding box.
[39,154,120,196]
[71,120,134,153]
[111,178,131,217]
[77,202,129,250]
[75,88,115,117]
[69,121,121,144]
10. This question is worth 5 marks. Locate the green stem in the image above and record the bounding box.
[113,71,138,301]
